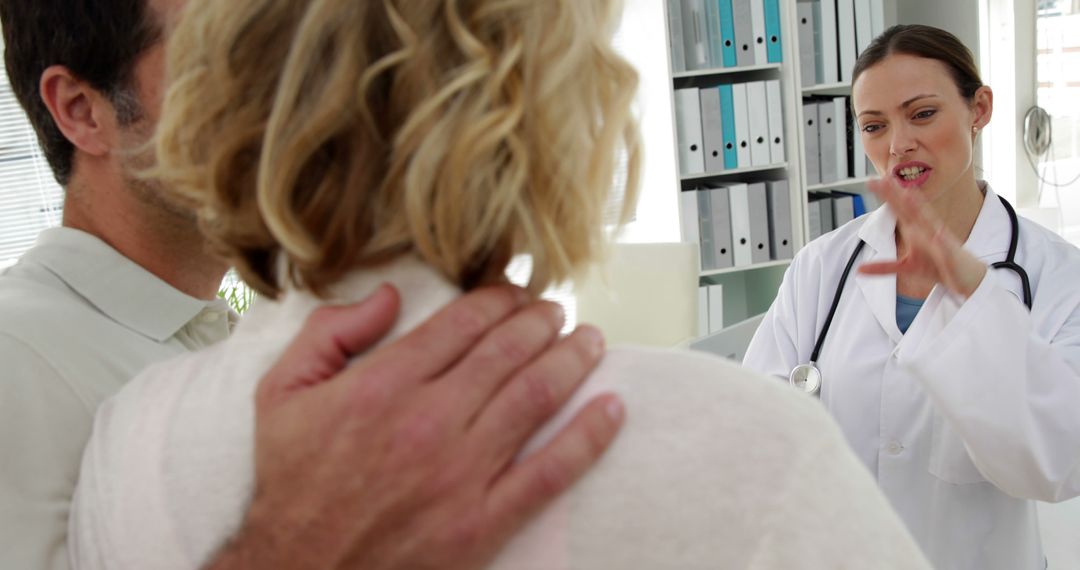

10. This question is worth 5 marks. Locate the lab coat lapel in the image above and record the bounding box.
[854,205,904,345]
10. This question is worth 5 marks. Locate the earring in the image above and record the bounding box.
[972,126,980,134]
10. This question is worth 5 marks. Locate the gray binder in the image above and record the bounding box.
[696,189,717,270]
[733,0,755,66]
[766,180,795,259]
[818,100,838,183]
[700,87,726,173]
[797,2,818,87]
[818,193,835,232]
[832,192,855,227]
[803,102,821,185]
[807,196,823,240]
[748,183,772,264]
[708,185,735,269]
[667,0,687,72]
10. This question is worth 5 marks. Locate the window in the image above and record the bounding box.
[1036,0,1080,244]
[0,41,65,269]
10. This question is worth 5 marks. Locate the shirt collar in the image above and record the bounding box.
[22,227,212,341]
[856,181,1011,261]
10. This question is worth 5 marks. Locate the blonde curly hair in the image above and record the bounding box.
[154,0,641,298]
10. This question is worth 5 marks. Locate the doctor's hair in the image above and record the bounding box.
[852,25,983,102]
[0,0,160,187]
[153,0,641,298]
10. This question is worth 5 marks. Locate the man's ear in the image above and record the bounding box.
[39,65,114,157]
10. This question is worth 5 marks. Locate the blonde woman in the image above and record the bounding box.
[69,1,929,568]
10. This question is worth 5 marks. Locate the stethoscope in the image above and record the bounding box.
[789,195,1033,395]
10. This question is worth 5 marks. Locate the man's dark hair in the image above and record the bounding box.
[0,0,162,186]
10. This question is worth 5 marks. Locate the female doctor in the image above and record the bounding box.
[743,24,1080,570]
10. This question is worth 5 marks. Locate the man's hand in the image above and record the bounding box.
[206,284,623,570]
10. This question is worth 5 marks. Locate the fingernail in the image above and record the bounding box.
[579,325,605,357]
[605,397,625,423]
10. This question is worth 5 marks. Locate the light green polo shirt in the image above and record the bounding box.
[0,227,233,570]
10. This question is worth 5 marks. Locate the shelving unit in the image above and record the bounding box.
[663,0,902,338]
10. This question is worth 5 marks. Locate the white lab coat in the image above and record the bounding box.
[744,183,1080,570]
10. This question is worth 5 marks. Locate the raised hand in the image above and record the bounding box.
[858,178,987,298]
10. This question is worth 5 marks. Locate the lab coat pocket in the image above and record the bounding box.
[929,412,987,484]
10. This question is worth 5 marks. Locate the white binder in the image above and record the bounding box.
[854,0,874,56]
[797,2,818,87]
[708,185,735,269]
[747,182,772,264]
[700,87,726,173]
[750,0,768,65]
[836,0,857,83]
[817,0,839,84]
[732,0,755,66]
[807,197,823,240]
[765,79,785,164]
[674,87,706,175]
[746,81,771,167]
[732,83,752,168]
[853,112,867,178]
[803,102,821,185]
[727,183,753,267]
[765,180,794,259]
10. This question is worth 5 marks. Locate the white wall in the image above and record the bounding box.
[612,0,681,244]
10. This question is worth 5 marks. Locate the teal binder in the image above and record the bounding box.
[719,84,738,169]
[717,0,738,67]
[764,0,783,63]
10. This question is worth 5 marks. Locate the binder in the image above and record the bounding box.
[705,0,724,67]
[746,81,771,167]
[698,286,710,337]
[854,0,874,56]
[832,192,855,227]
[696,189,718,270]
[718,0,739,67]
[836,0,857,83]
[719,84,739,169]
[817,100,838,183]
[819,193,835,232]
[832,97,850,179]
[750,0,769,65]
[667,0,687,72]
[728,183,753,267]
[732,82,752,168]
[700,87,726,173]
[765,180,795,259]
[817,0,839,84]
[681,0,710,70]
[851,192,867,217]
[797,2,818,87]
[707,284,725,333]
[679,189,701,267]
[852,102,867,178]
[803,102,821,185]
[674,88,706,175]
[747,182,772,263]
[764,0,784,63]
[708,185,735,269]
[870,0,885,39]
[732,0,755,66]
[807,197,823,240]
[765,79,786,164]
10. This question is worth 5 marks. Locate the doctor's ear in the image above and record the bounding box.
[970,85,993,133]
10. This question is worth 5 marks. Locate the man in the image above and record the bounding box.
[0,0,622,568]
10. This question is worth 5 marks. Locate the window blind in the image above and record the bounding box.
[0,45,64,269]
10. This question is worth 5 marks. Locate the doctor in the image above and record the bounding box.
[744,24,1080,570]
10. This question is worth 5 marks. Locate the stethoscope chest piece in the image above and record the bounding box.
[790,364,822,395]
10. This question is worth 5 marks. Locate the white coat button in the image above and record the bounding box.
[885,441,904,455]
